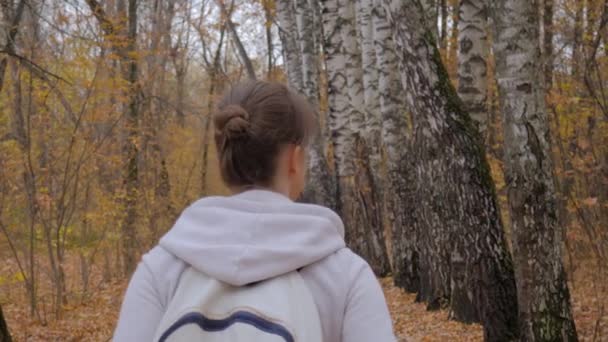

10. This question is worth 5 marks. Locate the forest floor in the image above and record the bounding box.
[1,254,607,341]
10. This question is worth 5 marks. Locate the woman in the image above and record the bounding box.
[113,81,396,341]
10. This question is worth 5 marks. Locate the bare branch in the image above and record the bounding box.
[0,49,73,85]
[215,0,256,80]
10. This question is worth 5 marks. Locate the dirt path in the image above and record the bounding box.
[380,278,483,341]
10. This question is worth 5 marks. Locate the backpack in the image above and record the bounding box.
[153,267,323,342]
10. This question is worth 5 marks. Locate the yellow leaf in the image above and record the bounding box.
[12,271,25,282]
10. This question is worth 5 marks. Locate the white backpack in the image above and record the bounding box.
[153,267,323,342]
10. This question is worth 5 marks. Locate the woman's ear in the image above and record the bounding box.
[290,145,306,174]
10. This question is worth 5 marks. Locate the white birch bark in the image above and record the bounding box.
[320,0,351,176]
[356,0,380,139]
[491,0,578,340]
[276,0,304,92]
[382,1,519,339]
[457,0,489,135]
[321,0,390,275]
[293,0,336,210]
[339,0,365,151]
[295,0,318,104]
[372,0,407,163]
[356,0,383,189]
[372,0,417,291]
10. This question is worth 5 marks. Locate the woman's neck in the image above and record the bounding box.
[230,182,292,199]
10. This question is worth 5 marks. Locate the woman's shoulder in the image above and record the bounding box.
[140,246,188,307]
[324,247,375,272]
[301,247,376,291]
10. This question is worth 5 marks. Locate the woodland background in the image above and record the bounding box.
[0,0,607,341]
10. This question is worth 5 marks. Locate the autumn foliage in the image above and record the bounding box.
[0,0,607,340]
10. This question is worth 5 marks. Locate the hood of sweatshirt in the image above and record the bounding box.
[159,190,345,286]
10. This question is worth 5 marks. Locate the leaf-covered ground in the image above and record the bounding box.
[380,278,483,341]
[1,256,606,341]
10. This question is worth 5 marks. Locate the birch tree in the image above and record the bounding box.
[371,0,417,290]
[382,1,518,339]
[457,0,488,136]
[321,0,390,275]
[491,0,578,339]
[340,0,390,276]
[356,0,382,186]
[275,0,303,90]
[294,0,315,98]
[293,0,336,209]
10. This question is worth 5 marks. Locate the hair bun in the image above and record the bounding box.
[214,104,250,140]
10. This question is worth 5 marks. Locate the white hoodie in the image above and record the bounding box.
[113,190,396,342]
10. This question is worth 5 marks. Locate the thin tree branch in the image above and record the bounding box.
[0,49,73,85]
[215,0,256,79]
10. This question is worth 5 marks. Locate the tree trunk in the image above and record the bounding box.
[584,0,599,57]
[572,0,583,79]
[293,0,336,210]
[146,0,176,239]
[382,1,519,339]
[543,0,554,90]
[262,0,274,78]
[174,65,186,126]
[85,0,141,277]
[491,0,579,340]
[295,0,318,102]
[357,0,383,191]
[321,0,390,276]
[276,0,304,91]
[121,0,139,276]
[0,305,11,342]
[9,57,38,318]
[457,0,488,136]
[371,0,417,290]
[201,24,226,196]
[340,0,390,276]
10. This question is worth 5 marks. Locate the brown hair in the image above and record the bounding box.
[213,81,316,188]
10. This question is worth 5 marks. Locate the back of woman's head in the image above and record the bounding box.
[213,81,316,188]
